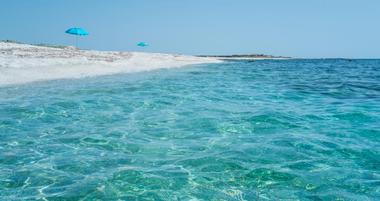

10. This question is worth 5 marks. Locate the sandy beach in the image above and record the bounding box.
[0,42,221,86]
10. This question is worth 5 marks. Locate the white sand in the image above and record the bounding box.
[0,42,221,86]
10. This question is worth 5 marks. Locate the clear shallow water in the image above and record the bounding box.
[0,59,379,201]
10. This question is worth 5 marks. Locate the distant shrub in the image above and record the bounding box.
[34,43,67,49]
[0,39,25,44]
[1,40,68,49]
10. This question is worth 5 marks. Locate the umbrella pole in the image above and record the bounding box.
[75,36,78,48]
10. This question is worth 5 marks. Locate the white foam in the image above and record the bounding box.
[0,42,221,86]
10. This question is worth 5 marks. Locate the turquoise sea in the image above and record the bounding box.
[0,59,379,200]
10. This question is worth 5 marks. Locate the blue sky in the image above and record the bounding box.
[1,0,379,58]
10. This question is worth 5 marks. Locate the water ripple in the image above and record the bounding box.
[0,59,379,200]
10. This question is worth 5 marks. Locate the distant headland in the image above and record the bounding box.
[198,54,291,60]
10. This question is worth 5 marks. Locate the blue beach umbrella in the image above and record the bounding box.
[137,42,148,47]
[65,27,89,47]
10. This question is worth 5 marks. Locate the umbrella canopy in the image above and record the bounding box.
[137,42,148,47]
[65,28,89,36]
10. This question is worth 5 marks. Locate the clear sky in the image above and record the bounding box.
[1,0,379,58]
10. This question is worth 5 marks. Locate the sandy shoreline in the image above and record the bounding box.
[0,42,222,86]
